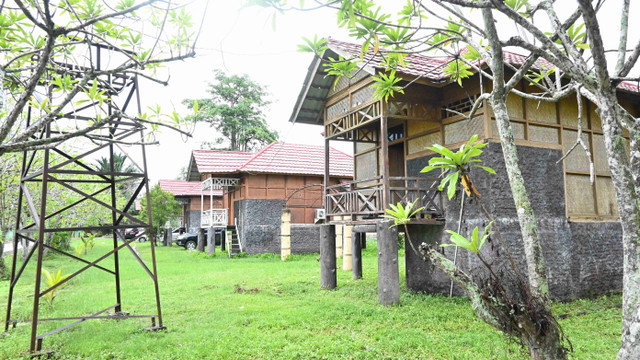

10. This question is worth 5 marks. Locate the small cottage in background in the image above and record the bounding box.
[160,142,353,254]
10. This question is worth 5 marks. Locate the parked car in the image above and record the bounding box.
[174,228,223,250]
[124,228,147,242]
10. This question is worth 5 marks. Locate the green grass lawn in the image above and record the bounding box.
[0,238,622,359]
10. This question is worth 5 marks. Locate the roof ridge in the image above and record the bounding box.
[237,142,279,171]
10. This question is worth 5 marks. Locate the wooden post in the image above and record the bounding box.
[342,222,353,270]
[206,226,215,255]
[377,220,400,305]
[380,116,390,208]
[221,230,226,251]
[324,137,330,222]
[352,232,363,280]
[280,209,291,261]
[197,228,205,252]
[320,224,336,289]
[335,215,343,258]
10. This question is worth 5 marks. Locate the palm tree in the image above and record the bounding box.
[95,153,137,174]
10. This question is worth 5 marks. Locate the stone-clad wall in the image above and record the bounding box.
[186,210,200,232]
[234,199,321,254]
[405,142,623,300]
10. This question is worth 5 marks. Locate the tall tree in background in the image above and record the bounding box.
[183,70,279,152]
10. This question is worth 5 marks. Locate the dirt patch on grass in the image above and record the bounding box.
[234,284,259,293]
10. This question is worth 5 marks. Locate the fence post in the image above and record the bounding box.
[280,209,291,261]
[377,220,400,305]
[320,224,336,289]
[352,232,362,280]
[206,226,215,255]
[342,223,353,271]
[197,228,205,252]
[335,215,343,259]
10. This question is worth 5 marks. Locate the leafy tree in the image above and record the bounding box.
[0,0,200,157]
[139,184,181,236]
[183,70,279,152]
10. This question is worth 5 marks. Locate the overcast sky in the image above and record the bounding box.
[139,1,637,183]
[141,1,352,183]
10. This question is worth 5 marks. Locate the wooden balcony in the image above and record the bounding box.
[325,176,445,224]
[201,209,228,228]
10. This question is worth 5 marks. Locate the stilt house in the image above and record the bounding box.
[290,39,637,300]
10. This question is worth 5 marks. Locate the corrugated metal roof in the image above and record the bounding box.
[158,179,223,197]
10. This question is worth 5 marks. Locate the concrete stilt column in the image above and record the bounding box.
[352,232,363,280]
[335,216,343,258]
[280,209,291,261]
[320,224,337,289]
[206,226,215,255]
[377,220,400,305]
[342,223,353,270]
[197,228,205,252]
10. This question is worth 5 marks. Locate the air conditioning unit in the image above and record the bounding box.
[314,209,326,224]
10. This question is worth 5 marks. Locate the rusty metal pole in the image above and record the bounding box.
[136,78,164,329]
[30,124,51,353]
[108,108,123,314]
[5,110,30,332]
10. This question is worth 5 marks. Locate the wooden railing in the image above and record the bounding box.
[201,209,228,228]
[325,176,444,219]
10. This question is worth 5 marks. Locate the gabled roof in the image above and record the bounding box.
[187,142,354,179]
[289,38,640,125]
[238,142,353,177]
[159,179,223,197]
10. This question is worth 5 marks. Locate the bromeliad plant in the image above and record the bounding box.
[421,134,495,200]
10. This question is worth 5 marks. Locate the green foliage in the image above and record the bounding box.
[443,59,474,86]
[42,268,70,305]
[76,233,96,255]
[371,71,404,101]
[443,222,494,255]
[51,231,72,250]
[0,1,196,156]
[95,153,137,173]
[420,135,495,200]
[545,23,590,50]
[182,71,279,152]
[140,184,182,235]
[323,56,360,90]
[382,200,423,227]
[297,35,328,55]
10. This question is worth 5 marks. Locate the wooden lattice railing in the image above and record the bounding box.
[325,176,444,219]
[201,208,228,227]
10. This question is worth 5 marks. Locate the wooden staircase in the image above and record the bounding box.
[225,225,242,258]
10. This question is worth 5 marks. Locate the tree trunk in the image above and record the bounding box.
[594,94,640,360]
[490,97,549,297]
